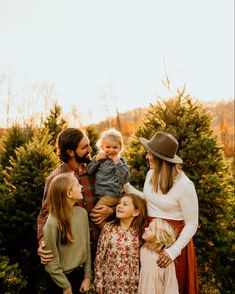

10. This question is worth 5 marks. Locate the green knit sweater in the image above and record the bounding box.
[43,206,91,290]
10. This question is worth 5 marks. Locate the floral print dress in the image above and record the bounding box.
[94,222,140,294]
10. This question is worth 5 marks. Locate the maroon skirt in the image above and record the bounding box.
[147,216,198,294]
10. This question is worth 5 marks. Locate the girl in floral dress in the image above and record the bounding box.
[94,193,147,294]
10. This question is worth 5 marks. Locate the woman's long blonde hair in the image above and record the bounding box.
[147,218,177,253]
[151,156,179,194]
[47,173,75,244]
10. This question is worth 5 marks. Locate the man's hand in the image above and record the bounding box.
[90,205,114,224]
[37,240,54,265]
[80,278,90,292]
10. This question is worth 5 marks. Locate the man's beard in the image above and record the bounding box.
[75,152,91,164]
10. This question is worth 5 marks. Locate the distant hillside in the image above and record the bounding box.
[0,100,234,158]
[92,107,146,143]
[206,100,234,157]
[90,100,235,158]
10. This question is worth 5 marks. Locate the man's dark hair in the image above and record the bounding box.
[57,128,84,163]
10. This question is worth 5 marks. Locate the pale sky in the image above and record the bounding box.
[0,0,234,126]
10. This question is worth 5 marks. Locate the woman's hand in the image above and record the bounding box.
[90,205,113,224]
[37,240,54,265]
[157,250,173,268]
[123,182,133,194]
[80,278,90,292]
[123,182,144,198]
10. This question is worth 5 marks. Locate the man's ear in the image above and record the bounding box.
[67,149,75,157]
[133,209,140,217]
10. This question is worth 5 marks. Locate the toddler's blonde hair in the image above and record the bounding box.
[149,218,177,253]
[96,128,123,151]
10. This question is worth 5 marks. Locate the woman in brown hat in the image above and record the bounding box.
[124,131,198,294]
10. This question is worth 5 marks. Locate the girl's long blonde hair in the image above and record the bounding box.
[147,218,177,253]
[151,156,179,194]
[47,173,75,244]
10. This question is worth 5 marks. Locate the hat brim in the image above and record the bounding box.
[139,137,183,164]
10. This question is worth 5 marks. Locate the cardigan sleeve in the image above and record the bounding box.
[44,222,71,290]
[165,180,199,260]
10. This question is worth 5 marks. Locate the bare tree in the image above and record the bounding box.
[0,75,56,128]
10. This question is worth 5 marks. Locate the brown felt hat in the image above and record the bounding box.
[139,131,183,164]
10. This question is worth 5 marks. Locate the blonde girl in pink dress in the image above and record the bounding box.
[94,193,147,294]
[138,218,179,294]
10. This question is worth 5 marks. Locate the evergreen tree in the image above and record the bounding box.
[85,125,100,157]
[0,255,27,293]
[0,124,33,169]
[0,124,34,196]
[43,103,67,147]
[0,164,4,193]
[0,129,59,293]
[123,90,235,293]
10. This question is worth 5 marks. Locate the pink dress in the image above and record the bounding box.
[138,246,179,294]
[94,223,139,294]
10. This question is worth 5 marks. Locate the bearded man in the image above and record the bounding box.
[37,128,113,265]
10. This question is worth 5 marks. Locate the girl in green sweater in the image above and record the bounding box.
[43,172,91,294]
